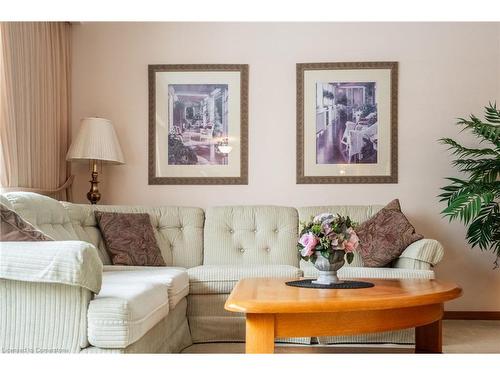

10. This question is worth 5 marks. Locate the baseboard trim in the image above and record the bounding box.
[444,311,500,320]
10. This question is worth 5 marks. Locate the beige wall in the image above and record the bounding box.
[71,22,500,311]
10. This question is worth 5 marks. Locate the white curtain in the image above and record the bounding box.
[0,22,72,200]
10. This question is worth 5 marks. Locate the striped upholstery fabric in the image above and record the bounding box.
[2,193,205,268]
[393,239,444,269]
[188,294,243,343]
[187,294,309,344]
[102,266,189,309]
[62,202,111,264]
[82,298,192,353]
[189,219,306,347]
[301,262,435,279]
[393,258,431,270]
[87,275,171,348]
[0,279,92,353]
[0,241,103,293]
[318,329,414,345]
[187,265,303,342]
[2,192,79,241]
[62,202,205,268]
[298,205,384,223]
[188,264,302,294]
[203,206,299,266]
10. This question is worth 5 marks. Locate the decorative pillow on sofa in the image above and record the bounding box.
[1,203,53,241]
[95,211,166,266]
[355,199,423,267]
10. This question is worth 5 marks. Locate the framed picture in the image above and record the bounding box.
[148,64,248,184]
[296,61,398,184]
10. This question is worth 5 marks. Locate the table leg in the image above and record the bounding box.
[415,319,442,353]
[245,313,275,354]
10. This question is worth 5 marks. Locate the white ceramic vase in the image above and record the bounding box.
[312,250,346,285]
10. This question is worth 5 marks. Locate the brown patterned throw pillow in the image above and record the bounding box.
[355,199,423,267]
[95,211,166,266]
[1,204,53,241]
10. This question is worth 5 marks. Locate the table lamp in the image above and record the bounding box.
[66,117,125,204]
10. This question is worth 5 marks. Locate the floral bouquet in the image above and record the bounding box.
[298,213,360,270]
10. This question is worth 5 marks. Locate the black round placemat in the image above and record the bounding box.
[285,279,374,289]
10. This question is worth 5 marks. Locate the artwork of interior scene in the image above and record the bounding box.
[316,82,378,164]
[168,84,229,165]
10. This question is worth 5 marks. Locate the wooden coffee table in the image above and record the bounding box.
[224,278,461,354]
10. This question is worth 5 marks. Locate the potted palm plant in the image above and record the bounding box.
[439,103,500,268]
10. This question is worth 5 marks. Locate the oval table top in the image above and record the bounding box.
[225,277,462,314]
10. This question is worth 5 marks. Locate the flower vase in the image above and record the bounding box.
[312,250,346,285]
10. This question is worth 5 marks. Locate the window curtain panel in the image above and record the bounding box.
[0,22,71,200]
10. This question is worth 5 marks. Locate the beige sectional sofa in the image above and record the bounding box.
[0,192,444,353]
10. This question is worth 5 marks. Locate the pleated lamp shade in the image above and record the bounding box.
[66,117,125,164]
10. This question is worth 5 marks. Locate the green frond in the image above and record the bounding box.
[456,111,500,146]
[466,203,500,251]
[484,102,500,124]
[452,158,497,169]
[441,191,495,224]
[439,138,498,158]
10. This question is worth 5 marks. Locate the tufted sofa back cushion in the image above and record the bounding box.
[2,192,79,241]
[61,202,205,268]
[203,206,299,266]
[61,203,111,264]
[298,205,384,225]
[298,205,384,267]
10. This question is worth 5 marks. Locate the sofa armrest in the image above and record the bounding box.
[0,240,103,293]
[393,239,444,270]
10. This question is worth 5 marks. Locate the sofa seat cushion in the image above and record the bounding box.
[101,266,189,309]
[188,264,303,294]
[88,266,189,349]
[301,261,435,280]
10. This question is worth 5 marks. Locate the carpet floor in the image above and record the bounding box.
[182,320,500,354]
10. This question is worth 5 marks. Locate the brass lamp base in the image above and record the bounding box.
[87,160,101,205]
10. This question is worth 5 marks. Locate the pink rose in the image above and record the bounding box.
[344,232,359,252]
[299,232,318,257]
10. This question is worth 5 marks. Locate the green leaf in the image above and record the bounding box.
[346,252,354,264]
[320,250,330,259]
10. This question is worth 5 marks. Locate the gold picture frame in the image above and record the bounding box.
[297,61,398,184]
[148,64,248,185]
